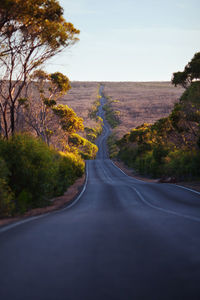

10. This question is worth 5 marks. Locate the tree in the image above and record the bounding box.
[52,104,84,146]
[21,70,70,144]
[20,70,83,148]
[0,0,79,138]
[172,52,200,88]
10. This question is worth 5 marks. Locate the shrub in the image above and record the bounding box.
[166,150,200,179]
[68,133,98,159]
[103,103,120,128]
[152,144,169,164]
[0,134,85,215]
[0,157,15,217]
[107,133,119,158]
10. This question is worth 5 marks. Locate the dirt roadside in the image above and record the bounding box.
[0,174,86,228]
[113,160,200,193]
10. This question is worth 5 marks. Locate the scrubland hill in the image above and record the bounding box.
[103,82,183,138]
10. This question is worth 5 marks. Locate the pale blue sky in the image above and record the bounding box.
[45,0,200,81]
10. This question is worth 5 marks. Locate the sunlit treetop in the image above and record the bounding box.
[0,0,80,51]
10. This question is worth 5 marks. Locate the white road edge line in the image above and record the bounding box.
[0,213,51,234]
[59,162,88,211]
[132,186,200,223]
[111,160,144,183]
[112,160,200,196]
[174,184,200,196]
[0,163,89,234]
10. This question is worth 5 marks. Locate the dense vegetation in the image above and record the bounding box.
[84,123,102,142]
[0,135,85,217]
[68,133,98,159]
[103,97,120,128]
[115,53,200,180]
[86,91,103,141]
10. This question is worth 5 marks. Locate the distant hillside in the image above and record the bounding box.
[103,82,184,138]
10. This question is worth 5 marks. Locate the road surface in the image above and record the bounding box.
[0,86,200,300]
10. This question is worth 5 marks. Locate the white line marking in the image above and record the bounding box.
[0,163,89,234]
[174,184,200,196]
[112,161,200,196]
[131,186,200,223]
[0,213,51,234]
[111,160,144,183]
[59,162,88,211]
[97,160,114,184]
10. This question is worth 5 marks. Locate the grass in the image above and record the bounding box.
[103,81,184,139]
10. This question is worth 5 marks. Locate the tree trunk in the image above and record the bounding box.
[2,109,8,139]
[10,104,15,136]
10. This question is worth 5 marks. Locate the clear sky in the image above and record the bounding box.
[45,0,200,81]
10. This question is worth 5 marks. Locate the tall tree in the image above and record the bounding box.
[0,0,79,138]
[21,70,84,148]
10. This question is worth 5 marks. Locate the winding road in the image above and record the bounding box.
[0,86,200,300]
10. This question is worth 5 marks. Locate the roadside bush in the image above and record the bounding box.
[118,147,138,167]
[0,157,14,217]
[68,133,98,159]
[0,134,85,215]
[152,144,169,164]
[88,99,101,119]
[85,122,103,142]
[180,81,200,104]
[165,150,200,179]
[103,103,120,128]
[55,151,84,194]
[107,133,119,158]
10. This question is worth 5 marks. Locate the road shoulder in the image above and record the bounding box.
[0,174,85,228]
[113,159,200,193]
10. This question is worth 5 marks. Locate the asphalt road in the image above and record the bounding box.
[0,86,200,300]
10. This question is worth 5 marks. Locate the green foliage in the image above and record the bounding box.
[68,133,98,159]
[171,71,189,88]
[169,103,182,128]
[88,99,101,120]
[43,99,57,107]
[152,144,169,163]
[0,134,85,216]
[52,104,84,133]
[0,157,15,217]
[18,98,28,106]
[0,0,80,50]
[50,72,71,94]
[84,123,103,142]
[107,133,119,158]
[172,52,200,88]
[130,124,151,142]
[165,150,200,179]
[57,151,85,189]
[118,147,138,167]
[185,52,200,81]
[103,103,120,128]
[180,81,200,104]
